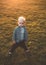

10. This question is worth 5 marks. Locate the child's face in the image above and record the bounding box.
[18,21,25,26]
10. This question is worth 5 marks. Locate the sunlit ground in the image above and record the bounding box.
[0,0,46,65]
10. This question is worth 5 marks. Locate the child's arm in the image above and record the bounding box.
[24,29,28,42]
[12,27,17,44]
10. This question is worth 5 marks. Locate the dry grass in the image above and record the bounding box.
[0,0,46,65]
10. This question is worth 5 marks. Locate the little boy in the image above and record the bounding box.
[8,16,29,55]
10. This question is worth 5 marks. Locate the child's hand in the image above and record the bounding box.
[13,40,16,44]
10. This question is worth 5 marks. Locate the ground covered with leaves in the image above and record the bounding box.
[0,0,46,65]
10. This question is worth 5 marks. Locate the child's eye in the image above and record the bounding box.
[20,23,24,24]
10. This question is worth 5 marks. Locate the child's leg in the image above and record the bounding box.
[9,43,18,54]
[20,41,29,52]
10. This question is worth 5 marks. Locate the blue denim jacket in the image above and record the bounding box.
[12,26,28,43]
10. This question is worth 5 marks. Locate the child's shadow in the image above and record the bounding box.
[4,52,32,65]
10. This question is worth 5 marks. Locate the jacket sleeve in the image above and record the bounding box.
[24,28,28,42]
[12,28,17,41]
